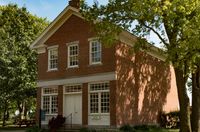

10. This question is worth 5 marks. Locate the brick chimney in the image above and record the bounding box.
[68,0,80,9]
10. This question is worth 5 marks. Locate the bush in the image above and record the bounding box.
[80,128,89,132]
[48,115,66,131]
[133,125,150,131]
[160,111,180,129]
[134,125,161,131]
[120,124,163,132]
[120,124,134,132]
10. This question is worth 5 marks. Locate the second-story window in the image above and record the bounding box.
[48,46,58,71]
[90,40,102,65]
[68,44,79,68]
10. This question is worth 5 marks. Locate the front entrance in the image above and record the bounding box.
[64,85,82,125]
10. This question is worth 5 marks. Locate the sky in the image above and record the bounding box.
[0,0,108,21]
[0,0,161,45]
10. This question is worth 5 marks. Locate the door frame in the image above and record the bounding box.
[63,84,82,125]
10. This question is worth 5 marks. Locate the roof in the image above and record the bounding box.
[30,5,166,61]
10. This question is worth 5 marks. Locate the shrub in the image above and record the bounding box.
[120,124,134,132]
[80,127,89,132]
[160,111,180,129]
[48,115,66,131]
[133,125,150,131]
[133,125,161,131]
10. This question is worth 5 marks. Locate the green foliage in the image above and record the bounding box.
[81,0,200,73]
[119,124,172,132]
[160,111,180,129]
[120,124,134,132]
[26,125,47,132]
[81,1,200,131]
[0,4,48,123]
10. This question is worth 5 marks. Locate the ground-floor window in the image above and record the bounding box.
[89,82,110,114]
[42,87,58,114]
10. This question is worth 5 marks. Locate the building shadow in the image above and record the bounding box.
[115,44,171,125]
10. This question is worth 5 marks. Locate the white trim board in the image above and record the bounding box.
[37,72,116,87]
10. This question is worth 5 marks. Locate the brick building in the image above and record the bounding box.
[30,0,179,127]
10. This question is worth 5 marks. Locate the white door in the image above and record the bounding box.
[64,94,82,125]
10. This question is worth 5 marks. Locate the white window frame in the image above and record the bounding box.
[64,84,82,95]
[89,40,102,65]
[88,82,110,115]
[41,87,58,115]
[67,42,79,68]
[47,45,58,71]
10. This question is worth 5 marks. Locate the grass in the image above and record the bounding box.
[0,127,28,130]
[118,129,179,132]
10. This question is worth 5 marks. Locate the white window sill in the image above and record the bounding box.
[67,66,79,69]
[89,62,102,66]
[89,113,110,116]
[47,69,58,72]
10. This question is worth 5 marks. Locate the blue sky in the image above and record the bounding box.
[0,0,161,45]
[0,0,108,21]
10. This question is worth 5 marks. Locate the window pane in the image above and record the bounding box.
[43,87,58,94]
[91,41,101,63]
[49,48,58,69]
[90,83,109,91]
[68,44,78,67]
[90,93,99,113]
[101,92,109,113]
[89,82,110,114]
[43,96,50,114]
[65,85,82,93]
[51,96,58,114]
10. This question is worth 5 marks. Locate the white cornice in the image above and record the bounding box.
[37,72,116,87]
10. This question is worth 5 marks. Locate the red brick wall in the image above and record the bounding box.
[37,15,116,81]
[82,83,88,126]
[58,85,63,115]
[110,80,117,126]
[36,87,41,124]
[115,43,179,126]
[163,66,179,112]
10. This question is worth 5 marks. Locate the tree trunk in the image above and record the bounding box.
[17,101,23,120]
[174,68,191,132]
[2,101,7,127]
[191,66,200,132]
[24,102,28,119]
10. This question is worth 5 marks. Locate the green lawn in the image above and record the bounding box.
[0,127,27,130]
[121,129,178,132]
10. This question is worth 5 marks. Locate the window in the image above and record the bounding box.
[42,87,58,114]
[65,84,82,93]
[90,40,102,64]
[89,82,109,114]
[48,46,58,70]
[68,44,78,68]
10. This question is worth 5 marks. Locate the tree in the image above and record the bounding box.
[0,4,48,126]
[81,1,200,131]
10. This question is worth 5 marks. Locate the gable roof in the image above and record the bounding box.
[30,6,82,49]
[30,5,166,61]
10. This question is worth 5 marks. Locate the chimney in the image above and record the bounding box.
[68,0,80,9]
